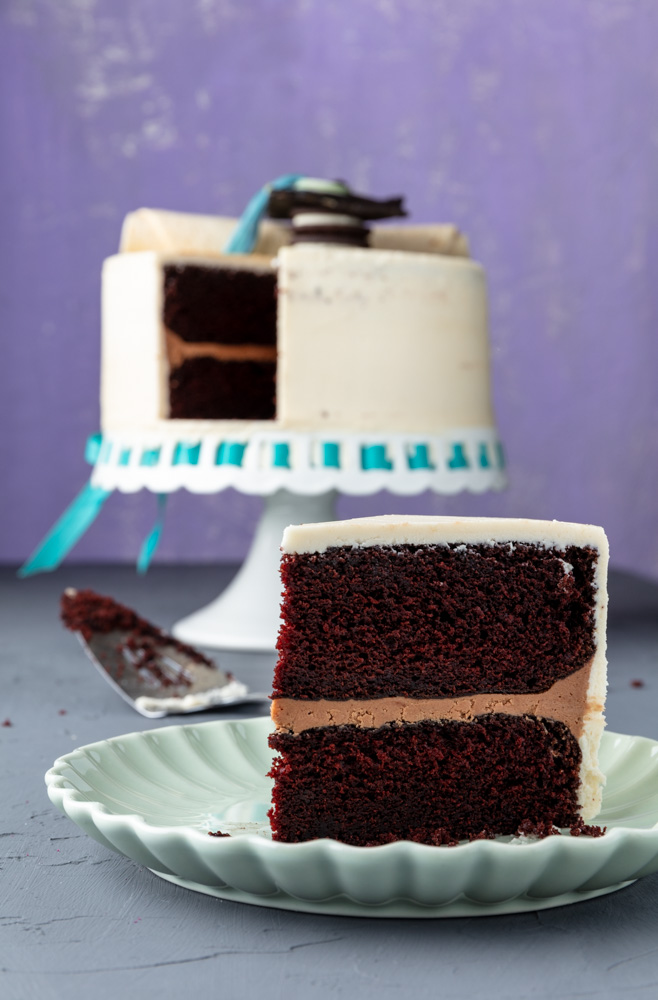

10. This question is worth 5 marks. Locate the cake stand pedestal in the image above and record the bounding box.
[87,426,506,651]
[172,489,336,651]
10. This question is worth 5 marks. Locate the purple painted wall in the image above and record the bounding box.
[2,1,658,576]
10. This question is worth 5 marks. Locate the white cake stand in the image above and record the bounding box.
[90,427,506,651]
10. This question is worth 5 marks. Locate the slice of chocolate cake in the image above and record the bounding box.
[268,515,608,845]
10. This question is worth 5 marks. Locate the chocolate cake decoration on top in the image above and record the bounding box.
[268,180,407,247]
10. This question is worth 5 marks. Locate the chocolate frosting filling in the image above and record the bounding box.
[271,663,598,738]
[166,329,276,367]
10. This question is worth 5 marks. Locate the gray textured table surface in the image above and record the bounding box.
[3,563,658,1000]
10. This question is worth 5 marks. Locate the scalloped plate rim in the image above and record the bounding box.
[45,719,658,849]
[44,718,658,916]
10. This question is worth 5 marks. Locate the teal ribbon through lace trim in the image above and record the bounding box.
[448,443,469,469]
[85,431,103,463]
[361,445,393,470]
[407,444,434,470]
[272,443,291,468]
[140,447,161,466]
[322,442,340,468]
[216,442,246,466]
[173,442,201,465]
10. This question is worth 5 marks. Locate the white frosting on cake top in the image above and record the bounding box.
[119,208,290,258]
[281,514,608,556]
[118,208,470,259]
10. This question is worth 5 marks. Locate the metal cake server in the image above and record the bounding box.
[62,589,268,719]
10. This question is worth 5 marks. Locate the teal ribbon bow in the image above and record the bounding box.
[224,173,303,253]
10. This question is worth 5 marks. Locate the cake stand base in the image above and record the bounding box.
[172,489,337,652]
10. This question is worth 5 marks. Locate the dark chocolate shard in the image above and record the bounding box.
[268,187,407,222]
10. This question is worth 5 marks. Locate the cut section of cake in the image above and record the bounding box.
[101,251,278,426]
[268,515,608,845]
[164,260,277,420]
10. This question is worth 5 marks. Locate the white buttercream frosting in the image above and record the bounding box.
[281,514,608,554]
[275,244,493,432]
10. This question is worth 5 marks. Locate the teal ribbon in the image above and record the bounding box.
[85,432,103,464]
[18,481,112,578]
[361,445,392,470]
[137,493,168,574]
[173,442,201,465]
[448,443,470,469]
[322,442,340,468]
[216,442,246,466]
[408,444,434,470]
[140,447,161,467]
[272,443,291,468]
[224,174,304,254]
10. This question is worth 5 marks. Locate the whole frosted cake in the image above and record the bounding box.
[269,515,608,845]
[100,182,496,439]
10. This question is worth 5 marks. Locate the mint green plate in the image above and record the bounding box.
[45,720,658,917]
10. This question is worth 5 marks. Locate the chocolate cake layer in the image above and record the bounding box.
[268,715,582,845]
[271,663,594,736]
[163,264,277,345]
[273,543,597,700]
[169,357,276,420]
